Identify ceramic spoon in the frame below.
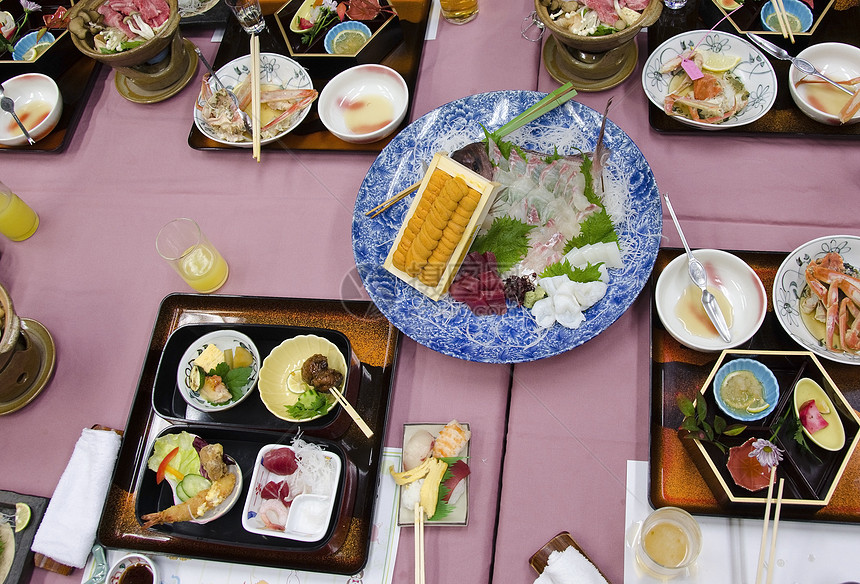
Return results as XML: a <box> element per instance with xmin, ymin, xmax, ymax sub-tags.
<box><xmin>747</xmin><ymin>33</ymin><xmax>854</xmax><ymax>96</ymax></box>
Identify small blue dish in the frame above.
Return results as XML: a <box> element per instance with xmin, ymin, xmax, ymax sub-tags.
<box><xmin>323</xmin><ymin>21</ymin><xmax>371</xmax><ymax>55</ymax></box>
<box><xmin>761</xmin><ymin>0</ymin><xmax>813</xmax><ymax>33</ymax></box>
<box><xmin>12</xmin><ymin>30</ymin><xmax>55</xmax><ymax>61</ymax></box>
<box><xmin>712</xmin><ymin>358</ymin><xmax>779</xmax><ymax>422</ymax></box>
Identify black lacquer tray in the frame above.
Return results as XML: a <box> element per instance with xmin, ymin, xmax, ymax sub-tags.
<box><xmin>152</xmin><ymin>323</ymin><xmax>360</xmax><ymax>437</ymax></box>
<box><xmin>646</xmin><ymin>0</ymin><xmax>860</xmax><ymax>137</ymax></box>
<box><xmin>98</xmin><ymin>293</ymin><xmax>400</xmax><ymax>575</ymax></box>
<box><xmin>0</xmin><ymin>491</ymin><xmax>49</xmax><ymax>584</ymax></box>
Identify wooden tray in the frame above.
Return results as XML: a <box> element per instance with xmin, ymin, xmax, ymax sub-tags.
<box><xmin>187</xmin><ymin>0</ymin><xmax>431</xmax><ymax>152</ymax></box>
<box><xmin>646</xmin><ymin>2</ymin><xmax>860</xmax><ymax>137</ymax></box>
<box><xmin>98</xmin><ymin>293</ymin><xmax>400</xmax><ymax>574</ymax></box>
<box><xmin>529</xmin><ymin>531</ymin><xmax>611</xmax><ymax>583</ymax></box>
<box><xmin>649</xmin><ymin>249</ymin><xmax>860</xmax><ymax>521</ymax></box>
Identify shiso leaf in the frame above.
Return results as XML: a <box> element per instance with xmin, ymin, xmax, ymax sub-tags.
<box><xmin>540</xmin><ymin>259</ymin><xmax>603</xmax><ymax>282</ymax></box>
<box><xmin>562</xmin><ymin>210</ymin><xmax>618</xmax><ymax>253</ymax></box>
<box><xmin>470</xmin><ymin>216</ymin><xmax>533</xmax><ymax>273</ymax></box>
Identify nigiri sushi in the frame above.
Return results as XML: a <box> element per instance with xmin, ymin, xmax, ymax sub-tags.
<box><xmin>432</xmin><ymin>420</ymin><xmax>471</xmax><ymax>458</ymax></box>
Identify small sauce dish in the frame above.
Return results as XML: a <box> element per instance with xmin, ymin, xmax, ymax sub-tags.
<box><xmin>108</xmin><ymin>554</ymin><xmax>157</xmax><ymax>584</ymax></box>
<box><xmin>712</xmin><ymin>357</ymin><xmax>779</xmax><ymax>422</ymax></box>
<box><xmin>760</xmin><ymin>0</ymin><xmax>812</xmax><ymax>33</ymax></box>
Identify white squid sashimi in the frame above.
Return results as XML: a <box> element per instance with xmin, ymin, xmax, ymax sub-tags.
<box><xmin>569</xmin><ymin>280</ymin><xmax>608</xmax><ymax>310</ymax></box>
<box><xmin>553</xmin><ymin>294</ymin><xmax>585</xmax><ymax>329</ymax></box>
<box><xmin>563</xmin><ymin>242</ymin><xmax>624</xmax><ymax>270</ymax></box>
<box><xmin>532</xmin><ymin>276</ymin><xmax>586</xmax><ymax>329</ymax></box>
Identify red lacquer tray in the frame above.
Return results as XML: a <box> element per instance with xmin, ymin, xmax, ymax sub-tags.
<box><xmin>649</xmin><ymin>249</ymin><xmax>860</xmax><ymax>522</ymax></box>
<box><xmin>98</xmin><ymin>293</ymin><xmax>400</xmax><ymax>574</ymax></box>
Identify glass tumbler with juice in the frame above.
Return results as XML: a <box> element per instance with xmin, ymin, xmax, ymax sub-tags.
<box><xmin>439</xmin><ymin>0</ymin><xmax>478</xmax><ymax>24</ymax></box>
<box><xmin>634</xmin><ymin>506</ymin><xmax>702</xmax><ymax>578</ymax></box>
<box><xmin>0</xmin><ymin>182</ymin><xmax>39</xmax><ymax>241</ymax></box>
<box><xmin>156</xmin><ymin>218</ymin><xmax>229</xmax><ymax>293</ymax></box>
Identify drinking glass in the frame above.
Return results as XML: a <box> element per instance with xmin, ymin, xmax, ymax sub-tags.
<box><xmin>0</xmin><ymin>182</ymin><xmax>39</xmax><ymax>241</ymax></box>
<box><xmin>439</xmin><ymin>0</ymin><xmax>479</xmax><ymax>24</ymax></box>
<box><xmin>663</xmin><ymin>0</ymin><xmax>688</xmax><ymax>9</ymax></box>
<box><xmin>634</xmin><ymin>506</ymin><xmax>702</xmax><ymax>578</ymax></box>
<box><xmin>225</xmin><ymin>0</ymin><xmax>266</xmax><ymax>34</ymax></box>
<box><xmin>156</xmin><ymin>218</ymin><xmax>229</xmax><ymax>293</ymax></box>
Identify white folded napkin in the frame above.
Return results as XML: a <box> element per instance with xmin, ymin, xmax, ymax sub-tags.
<box><xmin>534</xmin><ymin>545</ymin><xmax>608</xmax><ymax>584</ymax></box>
<box><xmin>31</xmin><ymin>428</ymin><xmax>122</xmax><ymax>569</ymax></box>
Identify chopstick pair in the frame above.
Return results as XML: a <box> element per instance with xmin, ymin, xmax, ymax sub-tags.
<box><xmin>329</xmin><ymin>387</ymin><xmax>373</xmax><ymax>438</ymax></box>
<box><xmin>251</xmin><ymin>34</ymin><xmax>262</xmax><ymax>161</ymax></box>
<box><xmin>414</xmin><ymin>504</ymin><xmax>425</xmax><ymax>584</ymax></box>
<box><xmin>755</xmin><ymin>466</ymin><xmax>785</xmax><ymax>584</ymax></box>
<box><xmin>771</xmin><ymin>0</ymin><xmax>795</xmax><ymax>43</ymax></box>
<box><xmin>365</xmin><ymin>181</ymin><xmax>421</xmax><ymax>218</ymax></box>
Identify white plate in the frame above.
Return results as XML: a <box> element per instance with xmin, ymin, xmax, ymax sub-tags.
<box><xmin>396</xmin><ymin>423</ymin><xmax>469</xmax><ymax>527</ymax></box>
<box><xmin>176</xmin><ymin>330</ymin><xmax>260</xmax><ymax>412</ymax></box>
<box><xmin>641</xmin><ymin>30</ymin><xmax>778</xmax><ymax>130</ymax></box>
<box><xmin>241</xmin><ymin>443</ymin><xmax>342</xmax><ymax>541</ymax></box>
<box><xmin>192</xmin><ymin>53</ymin><xmax>314</xmax><ymax>147</ymax></box>
<box><xmin>773</xmin><ymin>235</ymin><xmax>860</xmax><ymax>365</ymax></box>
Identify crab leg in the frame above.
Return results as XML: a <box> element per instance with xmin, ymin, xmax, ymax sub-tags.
<box><xmin>825</xmin><ymin>281</ymin><xmax>840</xmax><ymax>350</ymax></box>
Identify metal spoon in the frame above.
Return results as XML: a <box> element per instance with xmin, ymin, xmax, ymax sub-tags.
<box><xmin>663</xmin><ymin>193</ymin><xmax>732</xmax><ymax>343</ymax></box>
<box><xmin>0</xmin><ymin>84</ymin><xmax>36</xmax><ymax>145</ymax></box>
<box><xmin>747</xmin><ymin>33</ymin><xmax>855</xmax><ymax>96</ymax></box>
<box><xmin>193</xmin><ymin>46</ymin><xmax>253</xmax><ymax>133</ymax></box>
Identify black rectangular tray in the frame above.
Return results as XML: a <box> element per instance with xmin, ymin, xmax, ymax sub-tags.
<box><xmin>98</xmin><ymin>293</ymin><xmax>401</xmax><ymax>575</ymax></box>
<box><xmin>152</xmin><ymin>323</ymin><xmax>359</xmax><ymax>437</ymax></box>
<box><xmin>0</xmin><ymin>491</ymin><xmax>49</xmax><ymax>584</ymax></box>
<box><xmin>646</xmin><ymin>0</ymin><xmax>860</xmax><ymax>137</ymax></box>
<box><xmin>135</xmin><ymin>425</ymin><xmax>353</xmax><ymax>552</ymax></box>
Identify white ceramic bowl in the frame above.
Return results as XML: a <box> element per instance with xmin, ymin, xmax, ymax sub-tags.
<box><xmin>773</xmin><ymin>235</ymin><xmax>860</xmax><ymax>365</ymax></box>
<box><xmin>642</xmin><ymin>30</ymin><xmax>777</xmax><ymax>130</ymax></box>
<box><xmin>788</xmin><ymin>43</ymin><xmax>860</xmax><ymax>126</ymax></box>
<box><xmin>655</xmin><ymin>249</ymin><xmax>767</xmax><ymax>352</ymax></box>
<box><xmin>317</xmin><ymin>64</ymin><xmax>408</xmax><ymax>143</ymax></box>
<box><xmin>107</xmin><ymin>554</ymin><xmax>158</xmax><ymax>584</ymax></box>
<box><xmin>0</xmin><ymin>73</ymin><xmax>62</xmax><ymax>146</ymax></box>
<box><xmin>176</xmin><ymin>329</ymin><xmax>260</xmax><ymax>412</ymax></box>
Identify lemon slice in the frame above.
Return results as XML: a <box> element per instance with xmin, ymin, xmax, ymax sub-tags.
<box><xmin>332</xmin><ymin>30</ymin><xmax>367</xmax><ymax>55</ymax></box>
<box><xmin>816</xmin><ymin>399</ymin><xmax>831</xmax><ymax>414</ymax></box>
<box><xmin>746</xmin><ymin>401</ymin><xmax>770</xmax><ymax>414</ymax></box>
<box><xmin>22</xmin><ymin>42</ymin><xmax>52</xmax><ymax>61</ymax></box>
<box><xmin>701</xmin><ymin>51</ymin><xmax>740</xmax><ymax>73</ymax></box>
<box><xmin>15</xmin><ymin>502</ymin><xmax>31</xmax><ymax>532</ymax></box>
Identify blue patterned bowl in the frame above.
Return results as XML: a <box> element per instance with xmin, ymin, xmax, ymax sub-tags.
<box><xmin>323</xmin><ymin>21</ymin><xmax>371</xmax><ymax>55</ymax></box>
<box><xmin>12</xmin><ymin>31</ymin><xmax>55</xmax><ymax>61</ymax></box>
<box><xmin>713</xmin><ymin>358</ymin><xmax>779</xmax><ymax>422</ymax></box>
<box><xmin>761</xmin><ymin>0</ymin><xmax>812</xmax><ymax>33</ymax></box>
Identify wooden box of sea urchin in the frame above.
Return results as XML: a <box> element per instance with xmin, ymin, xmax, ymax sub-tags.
<box><xmin>383</xmin><ymin>153</ymin><xmax>499</xmax><ymax>301</ymax></box>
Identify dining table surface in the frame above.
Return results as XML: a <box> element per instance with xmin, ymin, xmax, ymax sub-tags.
<box><xmin>1</xmin><ymin>0</ymin><xmax>860</xmax><ymax>582</ymax></box>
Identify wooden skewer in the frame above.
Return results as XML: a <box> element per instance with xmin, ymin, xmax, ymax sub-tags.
<box><xmin>414</xmin><ymin>504</ymin><xmax>425</xmax><ymax>584</ymax></box>
<box><xmin>754</xmin><ymin>466</ymin><xmax>777</xmax><ymax>584</ymax></box>
<box><xmin>765</xmin><ymin>478</ymin><xmax>785</xmax><ymax>584</ymax></box>
<box><xmin>366</xmin><ymin>180</ymin><xmax>421</xmax><ymax>218</ymax></box>
<box><xmin>330</xmin><ymin>387</ymin><xmax>373</xmax><ymax>438</ymax></box>
<box><xmin>251</xmin><ymin>34</ymin><xmax>261</xmax><ymax>161</ymax></box>
<box><xmin>775</xmin><ymin>0</ymin><xmax>795</xmax><ymax>43</ymax></box>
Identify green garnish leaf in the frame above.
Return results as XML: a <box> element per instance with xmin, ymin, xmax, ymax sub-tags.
<box><xmin>562</xmin><ymin>211</ymin><xmax>618</xmax><ymax>253</ymax></box>
<box><xmin>210</xmin><ymin>362</ymin><xmax>230</xmax><ymax>378</ymax></box>
<box><xmin>677</xmin><ymin>394</ymin><xmax>695</xmax><ymax>417</ymax></box>
<box><xmin>224</xmin><ymin>366</ymin><xmax>252</xmax><ymax>394</ymax></box>
<box><xmin>285</xmin><ymin>388</ymin><xmax>331</xmax><ymax>420</ymax></box>
<box><xmin>470</xmin><ymin>216</ymin><xmax>533</xmax><ymax>273</ymax></box>
<box><xmin>723</xmin><ymin>424</ymin><xmax>747</xmax><ymax>436</ymax></box>
<box><xmin>540</xmin><ymin>259</ymin><xmax>603</xmax><ymax>283</ymax></box>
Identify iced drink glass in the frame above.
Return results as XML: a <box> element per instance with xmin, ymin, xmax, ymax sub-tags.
<box><xmin>225</xmin><ymin>0</ymin><xmax>266</xmax><ymax>34</ymax></box>
<box><xmin>156</xmin><ymin>218</ymin><xmax>229</xmax><ymax>293</ymax></box>
<box><xmin>0</xmin><ymin>182</ymin><xmax>39</xmax><ymax>241</ymax></box>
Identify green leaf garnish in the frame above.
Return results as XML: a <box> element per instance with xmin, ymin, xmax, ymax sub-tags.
<box><xmin>285</xmin><ymin>388</ymin><xmax>332</xmax><ymax>420</ymax></box>
<box><xmin>540</xmin><ymin>259</ymin><xmax>603</xmax><ymax>282</ymax></box>
<box><xmin>224</xmin><ymin>366</ymin><xmax>252</xmax><ymax>394</ymax></box>
<box><xmin>470</xmin><ymin>216</ymin><xmax>533</xmax><ymax>273</ymax></box>
<box><xmin>563</xmin><ymin>211</ymin><xmax>619</xmax><ymax>253</ymax></box>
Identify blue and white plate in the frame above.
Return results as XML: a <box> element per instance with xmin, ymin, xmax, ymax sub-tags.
<box><xmin>351</xmin><ymin>91</ymin><xmax>662</xmax><ymax>363</ymax></box>
<box><xmin>642</xmin><ymin>30</ymin><xmax>777</xmax><ymax>130</ymax></box>
<box><xmin>12</xmin><ymin>31</ymin><xmax>55</xmax><ymax>61</ymax></box>
<box><xmin>773</xmin><ymin>235</ymin><xmax>860</xmax><ymax>366</ymax></box>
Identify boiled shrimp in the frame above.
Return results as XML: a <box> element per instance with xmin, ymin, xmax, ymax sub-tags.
<box><xmin>141</xmin><ymin>472</ymin><xmax>236</xmax><ymax>528</ymax></box>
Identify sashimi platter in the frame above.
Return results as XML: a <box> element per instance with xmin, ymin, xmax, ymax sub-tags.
<box><xmin>352</xmin><ymin>90</ymin><xmax>662</xmax><ymax>363</ymax></box>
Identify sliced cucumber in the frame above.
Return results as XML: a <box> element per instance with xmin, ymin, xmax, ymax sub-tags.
<box><xmin>176</xmin><ymin>481</ymin><xmax>189</xmax><ymax>502</ymax></box>
<box><xmin>188</xmin><ymin>366</ymin><xmax>205</xmax><ymax>392</ymax></box>
<box><xmin>178</xmin><ymin>474</ymin><xmax>211</xmax><ymax>501</ymax></box>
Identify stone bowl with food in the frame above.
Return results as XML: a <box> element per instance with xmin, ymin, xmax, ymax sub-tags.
<box><xmin>642</xmin><ymin>30</ymin><xmax>777</xmax><ymax>130</ymax></box>
<box><xmin>655</xmin><ymin>249</ymin><xmax>767</xmax><ymax>352</ymax></box>
<box><xmin>535</xmin><ymin>0</ymin><xmax>662</xmax><ymax>89</ymax></box>
<box><xmin>318</xmin><ymin>64</ymin><xmax>407</xmax><ymax>143</ymax></box>
<box><xmin>788</xmin><ymin>42</ymin><xmax>860</xmax><ymax>126</ymax></box>
<box><xmin>0</xmin><ymin>73</ymin><xmax>62</xmax><ymax>147</ymax></box>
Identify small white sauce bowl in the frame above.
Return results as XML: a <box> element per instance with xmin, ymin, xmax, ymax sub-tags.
<box><xmin>0</xmin><ymin>73</ymin><xmax>62</xmax><ymax>147</ymax></box>
<box><xmin>789</xmin><ymin>42</ymin><xmax>860</xmax><ymax>126</ymax></box>
<box><xmin>318</xmin><ymin>64</ymin><xmax>408</xmax><ymax>144</ymax></box>
<box><xmin>107</xmin><ymin>554</ymin><xmax>157</xmax><ymax>584</ymax></box>
<box><xmin>655</xmin><ymin>249</ymin><xmax>767</xmax><ymax>352</ymax></box>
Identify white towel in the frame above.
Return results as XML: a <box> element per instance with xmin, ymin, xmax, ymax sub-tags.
<box><xmin>534</xmin><ymin>546</ymin><xmax>608</xmax><ymax>584</ymax></box>
<box><xmin>31</xmin><ymin>428</ymin><xmax>122</xmax><ymax>569</ymax></box>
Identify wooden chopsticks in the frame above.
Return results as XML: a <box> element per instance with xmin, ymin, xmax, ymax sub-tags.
<box><xmin>772</xmin><ymin>0</ymin><xmax>795</xmax><ymax>43</ymax></box>
<box><xmin>414</xmin><ymin>504</ymin><xmax>425</xmax><ymax>584</ymax></box>
<box><xmin>330</xmin><ymin>387</ymin><xmax>373</xmax><ymax>438</ymax></box>
<box><xmin>365</xmin><ymin>181</ymin><xmax>421</xmax><ymax>218</ymax></box>
<box><xmin>755</xmin><ymin>467</ymin><xmax>785</xmax><ymax>584</ymax></box>
<box><xmin>251</xmin><ymin>34</ymin><xmax>262</xmax><ymax>161</ymax></box>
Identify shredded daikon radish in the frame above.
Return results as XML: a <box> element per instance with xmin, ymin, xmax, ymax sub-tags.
<box><xmin>179</xmin><ymin>0</ymin><xmax>205</xmax><ymax>17</ymax></box>
<box><xmin>287</xmin><ymin>436</ymin><xmax>336</xmax><ymax>497</ymax></box>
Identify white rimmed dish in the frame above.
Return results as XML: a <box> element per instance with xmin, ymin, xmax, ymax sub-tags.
<box><xmin>258</xmin><ymin>334</ymin><xmax>346</xmax><ymax>422</ymax></box>
<box><xmin>192</xmin><ymin>52</ymin><xmax>315</xmax><ymax>147</ymax></box>
<box><xmin>642</xmin><ymin>30</ymin><xmax>778</xmax><ymax>130</ymax></box>
<box><xmin>656</xmin><ymin>249</ymin><xmax>767</xmax><ymax>352</ymax></box>
<box><xmin>0</xmin><ymin>73</ymin><xmax>62</xmax><ymax>146</ymax></box>
<box><xmin>318</xmin><ymin>64</ymin><xmax>408</xmax><ymax>143</ymax></box>
<box><xmin>107</xmin><ymin>553</ymin><xmax>157</xmax><ymax>584</ymax></box>
<box><xmin>712</xmin><ymin>357</ymin><xmax>779</xmax><ymax>422</ymax></box>
<box><xmin>176</xmin><ymin>329</ymin><xmax>260</xmax><ymax>412</ymax></box>
<box><xmin>773</xmin><ymin>235</ymin><xmax>860</xmax><ymax>365</ymax></box>
<box><xmin>241</xmin><ymin>443</ymin><xmax>342</xmax><ymax>541</ymax></box>
<box><xmin>788</xmin><ymin>43</ymin><xmax>860</xmax><ymax>126</ymax></box>
<box><xmin>169</xmin><ymin>459</ymin><xmax>243</xmax><ymax>524</ymax></box>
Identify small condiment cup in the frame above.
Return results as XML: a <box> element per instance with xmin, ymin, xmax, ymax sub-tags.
<box><xmin>107</xmin><ymin>554</ymin><xmax>157</xmax><ymax>584</ymax></box>
<box><xmin>634</xmin><ymin>507</ymin><xmax>702</xmax><ymax>579</ymax></box>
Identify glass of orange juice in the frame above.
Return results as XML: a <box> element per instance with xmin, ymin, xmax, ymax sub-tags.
<box><xmin>0</xmin><ymin>182</ymin><xmax>39</xmax><ymax>241</ymax></box>
<box><xmin>156</xmin><ymin>218</ymin><xmax>229</xmax><ymax>293</ymax></box>
<box><xmin>634</xmin><ymin>506</ymin><xmax>702</xmax><ymax>578</ymax></box>
<box><xmin>439</xmin><ymin>0</ymin><xmax>478</xmax><ymax>24</ymax></box>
